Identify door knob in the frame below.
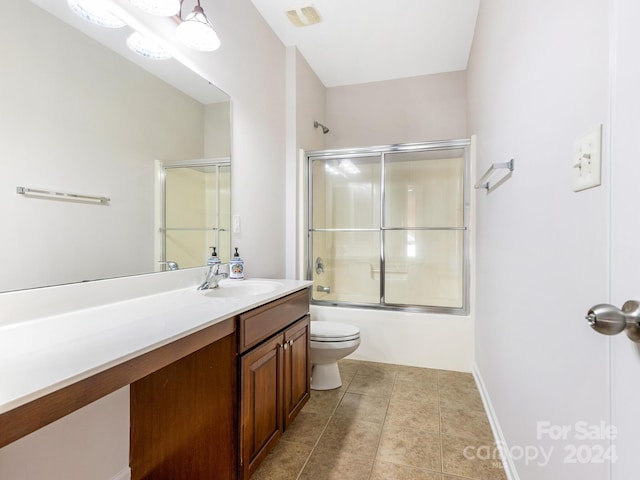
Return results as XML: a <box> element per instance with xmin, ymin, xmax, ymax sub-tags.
<box><xmin>586</xmin><ymin>300</ymin><xmax>640</xmax><ymax>343</ymax></box>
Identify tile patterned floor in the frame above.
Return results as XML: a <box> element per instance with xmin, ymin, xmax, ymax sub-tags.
<box><xmin>252</xmin><ymin>359</ymin><xmax>507</xmax><ymax>480</ymax></box>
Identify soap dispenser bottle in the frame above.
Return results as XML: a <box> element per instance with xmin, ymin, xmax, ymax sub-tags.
<box><xmin>207</xmin><ymin>247</ymin><xmax>221</xmax><ymax>267</ymax></box>
<box><xmin>229</xmin><ymin>247</ymin><xmax>244</xmax><ymax>279</ymax></box>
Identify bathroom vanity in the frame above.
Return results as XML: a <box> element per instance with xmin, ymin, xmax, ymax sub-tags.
<box><xmin>238</xmin><ymin>289</ymin><xmax>311</xmax><ymax>479</ymax></box>
<box><xmin>0</xmin><ymin>272</ymin><xmax>311</xmax><ymax>480</ymax></box>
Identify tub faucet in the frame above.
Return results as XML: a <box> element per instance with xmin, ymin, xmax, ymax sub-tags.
<box><xmin>198</xmin><ymin>263</ymin><xmax>229</xmax><ymax>290</ymax></box>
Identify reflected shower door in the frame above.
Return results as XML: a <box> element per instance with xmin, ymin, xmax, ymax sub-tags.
<box><xmin>163</xmin><ymin>162</ymin><xmax>231</xmax><ymax>270</ymax></box>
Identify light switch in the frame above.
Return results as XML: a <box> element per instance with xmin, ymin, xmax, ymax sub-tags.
<box><xmin>232</xmin><ymin>214</ymin><xmax>240</xmax><ymax>233</ymax></box>
<box><xmin>573</xmin><ymin>124</ymin><xmax>602</xmax><ymax>192</ymax></box>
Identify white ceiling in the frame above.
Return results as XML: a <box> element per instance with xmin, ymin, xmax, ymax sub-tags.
<box><xmin>250</xmin><ymin>0</ymin><xmax>480</xmax><ymax>87</ymax></box>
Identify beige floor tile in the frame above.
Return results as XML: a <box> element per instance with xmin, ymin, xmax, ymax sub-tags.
<box><xmin>337</xmin><ymin>363</ymin><xmax>358</xmax><ymax>389</ymax></box>
<box><xmin>385</xmin><ymin>400</ymin><xmax>440</xmax><ymax>434</ymax></box>
<box><xmin>438</xmin><ymin>379</ymin><xmax>485</xmax><ymax>413</ymax></box>
<box><xmin>314</xmin><ymin>416</ymin><xmax>383</xmax><ymax>460</ymax></box>
<box><xmin>438</xmin><ymin>370</ymin><xmax>475</xmax><ymax>385</ymax></box>
<box><xmin>376</xmin><ymin>424</ymin><xmax>442</xmax><ymax>471</ymax></box>
<box><xmin>441</xmin><ymin>434</ymin><xmax>507</xmax><ymax>480</ymax></box>
<box><xmin>281</xmin><ymin>411</ymin><xmax>330</xmax><ymax>447</ymax></box>
<box><xmin>347</xmin><ymin>373</ymin><xmax>395</xmax><ymax>398</ymax></box>
<box><xmin>298</xmin><ymin>449</ymin><xmax>374</xmax><ymax>480</ymax></box>
<box><xmin>440</xmin><ymin>406</ymin><xmax>494</xmax><ymax>443</ymax></box>
<box><xmin>396</xmin><ymin>365</ymin><xmax>440</xmax><ymax>384</ymax></box>
<box><xmin>370</xmin><ymin>460</ymin><xmax>442</xmax><ymax>480</ymax></box>
<box><xmin>353</xmin><ymin>360</ymin><xmax>399</xmax><ymax>379</ymax></box>
<box><xmin>303</xmin><ymin>389</ymin><xmax>345</xmax><ymax>418</ymax></box>
<box><xmin>251</xmin><ymin>440</ymin><xmax>313</xmax><ymax>480</ymax></box>
<box><xmin>333</xmin><ymin>392</ymin><xmax>390</xmax><ymax>425</ymax></box>
<box><xmin>392</xmin><ymin>378</ymin><xmax>439</xmax><ymax>405</ymax></box>
<box><xmin>253</xmin><ymin>361</ymin><xmax>502</xmax><ymax>480</ymax></box>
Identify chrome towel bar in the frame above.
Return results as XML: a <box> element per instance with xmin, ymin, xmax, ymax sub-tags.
<box><xmin>16</xmin><ymin>186</ymin><xmax>110</xmax><ymax>204</ymax></box>
<box><xmin>474</xmin><ymin>159</ymin><xmax>515</xmax><ymax>192</ymax></box>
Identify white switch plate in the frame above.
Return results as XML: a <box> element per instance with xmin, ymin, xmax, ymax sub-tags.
<box><xmin>232</xmin><ymin>214</ymin><xmax>240</xmax><ymax>233</ymax></box>
<box><xmin>573</xmin><ymin>124</ymin><xmax>602</xmax><ymax>192</ymax></box>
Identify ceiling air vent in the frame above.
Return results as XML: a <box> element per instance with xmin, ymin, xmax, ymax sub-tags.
<box><xmin>286</xmin><ymin>6</ymin><xmax>322</xmax><ymax>27</ymax></box>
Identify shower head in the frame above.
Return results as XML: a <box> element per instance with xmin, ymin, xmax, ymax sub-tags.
<box><xmin>314</xmin><ymin>120</ymin><xmax>330</xmax><ymax>134</ymax></box>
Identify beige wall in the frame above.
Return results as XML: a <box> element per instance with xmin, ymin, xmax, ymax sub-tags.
<box><xmin>204</xmin><ymin>102</ymin><xmax>231</xmax><ymax>158</ymax></box>
<box><xmin>197</xmin><ymin>0</ymin><xmax>287</xmax><ymax>279</ymax></box>
<box><xmin>285</xmin><ymin>48</ymin><xmax>328</xmax><ymax>278</ymax></box>
<box><xmin>325</xmin><ymin>70</ymin><xmax>467</xmax><ymax>149</ymax></box>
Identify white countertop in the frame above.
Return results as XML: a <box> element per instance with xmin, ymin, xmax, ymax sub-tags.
<box><xmin>0</xmin><ymin>277</ymin><xmax>311</xmax><ymax>415</ymax></box>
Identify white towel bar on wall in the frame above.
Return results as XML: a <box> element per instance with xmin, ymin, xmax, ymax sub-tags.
<box><xmin>474</xmin><ymin>159</ymin><xmax>515</xmax><ymax>192</ymax></box>
<box><xmin>16</xmin><ymin>186</ymin><xmax>110</xmax><ymax>204</ymax></box>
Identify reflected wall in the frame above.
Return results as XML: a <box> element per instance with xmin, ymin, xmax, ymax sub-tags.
<box><xmin>0</xmin><ymin>1</ymin><xmax>228</xmax><ymax>292</ymax></box>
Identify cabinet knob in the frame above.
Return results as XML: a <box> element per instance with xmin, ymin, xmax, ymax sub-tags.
<box><xmin>283</xmin><ymin>342</ymin><xmax>288</xmax><ymax>350</ymax></box>
<box><xmin>289</xmin><ymin>340</ymin><xmax>294</xmax><ymax>346</ymax></box>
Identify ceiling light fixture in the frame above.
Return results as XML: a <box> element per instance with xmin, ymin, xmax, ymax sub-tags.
<box><xmin>128</xmin><ymin>0</ymin><xmax>181</xmax><ymax>17</ymax></box>
<box><xmin>68</xmin><ymin>0</ymin><xmax>221</xmax><ymax>57</ymax></box>
<box><xmin>68</xmin><ymin>0</ymin><xmax>126</xmax><ymax>28</ymax></box>
<box><xmin>176</xmin><ymin>1</ymin><xmax>221</xmax><ymax>52</ymax></box>
<box><xmin>126</xmin><ymin>32</ymin><xmax>173</xmax><ymax>60</ymax></box>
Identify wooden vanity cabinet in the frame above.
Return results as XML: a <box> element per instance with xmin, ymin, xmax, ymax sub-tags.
<box><xmin>130</xmin><ymin>322</ymin><xmax>237</xmax><ymax>480</ymax></box>
<box><xmin>238</xmin><ymin>290</ymin><xmax>311</xmax><ymax>479</ymax></box>
<box><xmin>128</xmin><ymin>288</ymin><xmax>310</xmax><ymax>480</ymax></box>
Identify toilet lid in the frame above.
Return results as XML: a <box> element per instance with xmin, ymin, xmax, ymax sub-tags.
<box><xmin>311</xmin><ymin>321</ymin><xmax>360</xmax><ymax>342</ymax></box>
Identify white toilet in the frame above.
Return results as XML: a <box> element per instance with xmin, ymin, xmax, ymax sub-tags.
<box><xmin>310</xmin><ymin>321</ymin><xmax>361</xmax><ymax>390</ymax></box>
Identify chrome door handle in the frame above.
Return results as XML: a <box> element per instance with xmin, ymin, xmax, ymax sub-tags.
<box><xmin>586</xmin><ymin>301</ymin><xmax>640</xmax><ymax>342</ymax></box>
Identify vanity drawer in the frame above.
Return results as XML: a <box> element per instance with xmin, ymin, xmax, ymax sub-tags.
<box><xmin>238</xmin><ymin>289</ymin><xmax>309</xmax><ymax>353</ymax></box>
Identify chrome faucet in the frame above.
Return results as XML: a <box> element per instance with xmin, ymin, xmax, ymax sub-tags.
<box><xmin>198</xmin><ymin>263</ymin><xmax>229</xmax><ymax>290</ymax></box>
<box><xmin>159</xmin><ymin>261</ymin><xmax>179</xmax><ymax>271</ymax></box>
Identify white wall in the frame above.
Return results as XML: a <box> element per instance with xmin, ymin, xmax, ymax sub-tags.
<box><xmin>467</xmin><ymin>0</ymin><xmax>610</xmax><ymax>478</ymax></box>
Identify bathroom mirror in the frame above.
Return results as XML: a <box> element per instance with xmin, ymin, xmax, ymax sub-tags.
<box><xmin>0</xmin><ymin>1</ymin><xmax>231</xmax><ymax>293</ymax></box>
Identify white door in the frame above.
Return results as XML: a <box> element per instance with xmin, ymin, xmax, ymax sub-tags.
<box><xmin>609</xmin><ymin>0</ymin><xmax>640</xmax><ymax>476</ymax></box>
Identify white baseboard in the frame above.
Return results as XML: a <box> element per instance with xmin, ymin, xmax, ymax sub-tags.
<box><xmin>109</xmin><ymin>467</ymin><xmax>131</xmax><ymax>480</ymax></box>
<box><xmin>472</xmin><ymin>363</ymin><xmax>520</xmax><ymax>480</ymax></box>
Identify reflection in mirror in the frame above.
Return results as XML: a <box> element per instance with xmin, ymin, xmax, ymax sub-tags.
<box><xmin>0</xmin><ymin>1</ymin><xmax>231</xmax><ymax>292</ymax></box>
<box><xmin>161</xmin><ymin>160</ymin><xmax>231</xmax><ymax>270</ymax></box>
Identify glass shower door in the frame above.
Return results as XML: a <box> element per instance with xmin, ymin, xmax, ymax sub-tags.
<box><xmin>383</xmin><ymin>150</ymin><xmax>466</xmax><ymax>309</ymax></box>
<box><xmin>307</xmin><ymin>139</ymin><xmax>470</xmax><ymax>314</ymax></box>
<box><xmin>310</xmin><ymin>155</ymin><xmax>381</xmax><ymax>304</ymax></box>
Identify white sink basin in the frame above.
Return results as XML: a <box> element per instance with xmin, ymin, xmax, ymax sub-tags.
<box><xmin>201</xmin><ymin>280</ymin><xmax>283</xmax><ymax>298</ymax></box>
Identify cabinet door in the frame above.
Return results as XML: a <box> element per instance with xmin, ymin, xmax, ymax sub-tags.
<box><xmin>240</xmin><ymin>333</ymin><xmax>284</xmax><ymax>479</ymax></box>
<box><xmin>284</xmin><ymin>315</ymin><xmax>311</xmax><ymax>428</ymax></box>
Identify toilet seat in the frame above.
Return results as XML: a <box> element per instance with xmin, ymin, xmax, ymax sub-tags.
<box><xmin>310</xmin><ymin>321</ymin><xmax>360</xmax><ymax>342</ymax></box>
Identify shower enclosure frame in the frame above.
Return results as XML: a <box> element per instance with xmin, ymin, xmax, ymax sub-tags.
<box><xmin>306</xmin><ymin>139</ymin><xmax>471</xmax><ymax>315</ymax></box>
<box><xmin>157</xmin><ymin>158</ymin><xmax>231</xmax><ymax>270</ymax></box>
